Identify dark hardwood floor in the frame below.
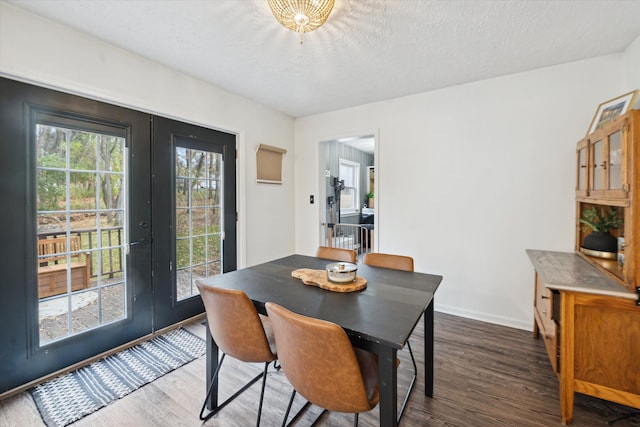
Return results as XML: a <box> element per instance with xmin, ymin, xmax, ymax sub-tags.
<box><xmin>1</xmin><ymin>312</ymin><xmax>638</xmax><ymax>426</ymax></box>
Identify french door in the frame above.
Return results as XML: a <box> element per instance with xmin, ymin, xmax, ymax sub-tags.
<box><xmin>0</xmin><ymin>78</ymin><xmax>236</xmax><ymax>394</ymax></box>
<box><xmin>152</xmin><ymin>117</ymin><xmax>236</xmax><ymax>329</ymax></box>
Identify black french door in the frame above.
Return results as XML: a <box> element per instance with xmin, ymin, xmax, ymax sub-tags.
<box><xmin>0</xmin><ymin>78</ymin><xmax>236</xmax><ymax>394</ymax></box>
<box><xmin>152</xmin><ymin>117</ymin><xmax>237</xmax><ymax>329</ymax></box>
<box><xmin>0</xmin><ymin>78</ymin><xmax>153</xmax><ymax>393</ymax></box>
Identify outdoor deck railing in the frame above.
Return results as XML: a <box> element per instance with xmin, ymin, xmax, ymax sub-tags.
<box><xmin>38</xmin><ymin>227</ymin><xmax>124</xmax><ymax>279</ymax></box>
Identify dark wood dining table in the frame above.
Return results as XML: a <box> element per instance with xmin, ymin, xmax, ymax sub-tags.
<box><xmin>198</xmin><ymin>254</ymin><xmax>442</xmax><ymax>427</ymax></box>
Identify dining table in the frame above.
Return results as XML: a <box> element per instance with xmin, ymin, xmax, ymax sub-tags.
<box><xmin>198</xmin><ymin>254</ymin><xmax>442</xmax><ymax>427</ymax></box>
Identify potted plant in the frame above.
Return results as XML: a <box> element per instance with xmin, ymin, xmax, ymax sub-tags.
<box><xmin>579</xmin><ymin>206</ymin><xmax>623</xmax><ymax>254</ymax></box>
<box><xmin>367</xmin><ymin>192</ymin><xmax>374</xmax><ymax>208</ymax></box>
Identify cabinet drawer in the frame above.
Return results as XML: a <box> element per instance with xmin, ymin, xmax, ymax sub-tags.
<box><xmin>535</xmin><ymin>276</ymin><xmax>556</xmax><ymax>327</ymax></box>
<box><xmin>534</xmin><ymin>275</ymin><xmax>559</xmax><ymax>373</ymax></box>
<box><xmin>534</xmin><ymin>304</ymin><xmax>559</xmax><ymax>373</ymax></box>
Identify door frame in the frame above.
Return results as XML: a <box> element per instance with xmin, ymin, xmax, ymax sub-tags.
<box><xmin>0</xmin><ymin>77</ymin><xmax>244</xmax><ymax>396</ymax></box>
<box><xmin>317</xmin><ymin>131</ymin><xmax>379</xmax><ymax>252</ymax></box>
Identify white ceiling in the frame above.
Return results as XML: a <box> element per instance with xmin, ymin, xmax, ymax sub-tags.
<box><xmin>6</xmin><ymin>0</ymin><xmax>640</xmax><ymax>118</ymax></box>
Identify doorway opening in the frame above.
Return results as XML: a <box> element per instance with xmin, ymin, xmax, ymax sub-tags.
<box><xmin>319</xmin><ymin>135</ymin><xmax>376</xmax><ymax>258</ymax></box>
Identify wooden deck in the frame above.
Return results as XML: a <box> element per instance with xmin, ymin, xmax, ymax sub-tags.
<box><xmin>3</xmin><ymin>312</ymin><xmax>638</xmax><ymax>426</ymax></box>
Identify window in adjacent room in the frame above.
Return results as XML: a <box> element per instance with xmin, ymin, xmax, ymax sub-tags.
<box><xmin>339</xmin><ymin>158</ymin><xmax>359</xmax><ymax>215</ymax></box>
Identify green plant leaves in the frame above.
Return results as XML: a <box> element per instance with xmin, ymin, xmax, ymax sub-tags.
<box><xmin>579</xmin><ymin>207</ymin><xmax>623</xmax><ymax>232</ymax></box>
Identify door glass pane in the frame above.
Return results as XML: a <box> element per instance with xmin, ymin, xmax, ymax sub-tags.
<box><xmin>36</xmin><ymin>124</ymin><xmax>127</xmax><ymax>345</ymax></box>
<box><xmin>592</xmin><ymin>140</ymin><xmax>603</xmax><ymax>190</ymax></box>
<box><xmin>609</xmin><ymin>131</ymin><xmax>622</xmax><ymax>190</ymax></box>
<box><xmin>175</xmin><ymin>147</ymin><xmax>223</xmax><ymax>301</ymax></box>
<box><xmin>577</xmin><ymin>147</ymin><xmax>587</xmax><ymax>191</ymax></box>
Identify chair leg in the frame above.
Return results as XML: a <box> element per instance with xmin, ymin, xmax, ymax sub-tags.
<box><xmin>353</xmin><ymin>412</ymin><xmax>359</xmax><ymax>427</ymax></box>
<box><xmin>282</xmin><ymin>389</ymin><xmax>323</xmax><ymax>427</ymax></box>
<box><xmin>199</xmin><ymin>353</ymin><xmax>268</xmax><ymax>423</ymax></box>
<box><xmin>309</xmin><ymin>409</ymin><xmax>328</xmax><ymax>427</ymax></box>
<box><xmin>256</xmin><ymin>362</ymin><xmax>269</xmax><ymax>427</ymax></box>
<box><xmin>281</xmin><ymin>389</ymin><xmax>297</xmax><ymax>427</ymax></box>
<box><xmin>199</xmin><ymin>353</ymin><xmax>226</xmax><ymax>421</ymax></box>
<box><xmin>398</xmin><ymin>340</ymin><xmax>418</xmax><ymax>424</ymax></box>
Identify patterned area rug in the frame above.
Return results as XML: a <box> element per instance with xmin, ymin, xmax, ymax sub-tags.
<box><xmin>30</xmin><ymin>327</ymin><xmax>206</xmax><ymax>427</ymax></box>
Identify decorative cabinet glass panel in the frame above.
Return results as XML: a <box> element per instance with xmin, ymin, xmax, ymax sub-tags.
<box><xmin>576</xmin><ymin>139</ymin><xmax>589</xmax><ymax>197</ymax></box>
<box><xmin>609</xmin><ymin>130</ymin><xmax>622</xmax><ymax>190</ymax></box>
<box><xmin>591</xmin><ymin>139</ymin><xmax>604</xmax><ymax>190</ymax></box>
<box><xmin>577</xmin><ymin>116</ymin><xmax>629</xmax><ymax>200</ymax></box>
<box><xmin>588</xmin><ymin>120</ymin><xmax>628</xmax><ymax>199</ymax></box>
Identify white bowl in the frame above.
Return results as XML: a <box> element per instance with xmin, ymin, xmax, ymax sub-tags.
<box><xmin>326</xmin><ymin>262</ymin><xmax>358</xmax><ymax>283</ymax></box>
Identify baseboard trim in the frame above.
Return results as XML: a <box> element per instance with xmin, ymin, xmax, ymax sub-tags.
<box><xmin>435</xmin><ymin>304</ymin><xmax>532</xmax><ymax>332</ymax></box>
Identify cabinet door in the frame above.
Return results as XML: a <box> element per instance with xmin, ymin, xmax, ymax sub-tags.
<box><xmin>589</xmin><ymin>120</ymin><xmax>628</xmax><ymax>199</ymax></box>
<box><xmin>576</xmin><ymin>138</ymin><xmax>589</xmax><ymax>197</ymax></box>
<box><xmin>570</xmin><ymin>293</ymin><xmax>640</xmax><ymax>405</ymax></box>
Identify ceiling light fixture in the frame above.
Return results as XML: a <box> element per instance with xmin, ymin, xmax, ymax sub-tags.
<box><xmin>267</xmin><ymin>0</ymin><xmax>335</xmax><ymax>43</ymax></box>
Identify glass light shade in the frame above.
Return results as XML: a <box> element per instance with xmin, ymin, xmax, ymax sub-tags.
<box><xmin>267</xmin><ymin>0</ymin><xmax>335</xmax><ymax>33</ymax></box>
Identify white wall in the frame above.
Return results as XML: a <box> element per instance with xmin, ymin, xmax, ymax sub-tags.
<box><xmin>624</xmin><ymin>35</ymin><xmax>640</xmax><ymax>108</ymax></box>
<box><xmin>0</xmin><ymin>2</ymin><xmax>296</xmax><ymax>267</ymax></box>
<box><xmin>294</xmin><ymin>54</ymin><xmax>631</xmax><ymax>330</ymax></box>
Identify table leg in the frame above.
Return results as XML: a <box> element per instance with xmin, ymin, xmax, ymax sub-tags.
<box><xmin>424</xmin><ymin>299</ymin><xmax>434</xmax><ymax>397</ymax></box>
<box><xmin>205</xmin><ymin>325</ymin><xmax>219</xmax><ymax>411</ymax></box>
<box><xmin>378</xmin><ymin>345</ymin><xmax>398</xmax><ymax>427</ymax></box>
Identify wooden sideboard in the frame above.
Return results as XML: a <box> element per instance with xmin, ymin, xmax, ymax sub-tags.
<box><xmin>527</xmin><ymin>249</ymin><xmax>640</xmax><ymax>424</ymax></box>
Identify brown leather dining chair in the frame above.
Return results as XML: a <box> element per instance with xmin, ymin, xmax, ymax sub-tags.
<box><xmin>316</xmin><ymin>246</ymin><xmax>357</xmax><ymax>263</ymax></box>
<box><xmin>363</xmin><ymin>252</ymin><xmax>416</xmax><ymax>422</ymax></box>
<box><xmin>196</xmin><ymin>282</ymin><xmax>278</xmax><ymax>426</ymax></box>
<box><xmin>265</xmin><ymin>302</ymin><xmax>379</xmax><ymax>427</ymax></box>
<box><xmin>363</xmin><ymin>252</ymin><xmax>414</xmax><ymax>272</ymax></box>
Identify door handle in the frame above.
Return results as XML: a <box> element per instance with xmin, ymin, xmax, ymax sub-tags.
<box><xmin>130</xmin><ymin>237</ymin><xmax>152</xmax><ymax>246</ymax></box>
<box><xmin>129</xmin><ymin>237</ymin><xmax>153</xmax><ymax>253</ymax></box>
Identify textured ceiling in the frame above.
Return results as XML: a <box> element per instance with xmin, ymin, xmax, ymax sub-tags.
<box><xmin>5</xmin><ymin>0</ymin><xmax>640</xmax><ymax>118</ymax></box>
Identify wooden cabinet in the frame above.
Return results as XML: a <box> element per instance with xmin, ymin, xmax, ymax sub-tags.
<box><xmin>528</xmin><ymin>250</ymin><xmax>640</xmax><ymax>425</ymax></box>
<box><xmin>575</xmin><ymin>110</ymin><xmax>640</xmax><ymax>293</ymax></box>
<box><xmin>529</xmin><ymin>110</ymin><xmax>640</xmax><ymax>424</ymax></box>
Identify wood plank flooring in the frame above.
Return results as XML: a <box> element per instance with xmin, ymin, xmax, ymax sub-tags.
<box><xmin>1</xmin><ymin>312</ymin><xmax>638</xmax><ymax>426</ymax></box>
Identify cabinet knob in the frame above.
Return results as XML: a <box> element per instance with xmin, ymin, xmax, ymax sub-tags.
<box><xmin>600</xmin><ymin>161</ymin><xmax>607</xmax><ymax>169</ymax></box>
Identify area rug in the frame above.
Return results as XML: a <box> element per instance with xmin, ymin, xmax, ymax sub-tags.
<box><xmin>30</xmin><ymin>327</ymin><xmax>206</xmax><ymax>427</ymax></box>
